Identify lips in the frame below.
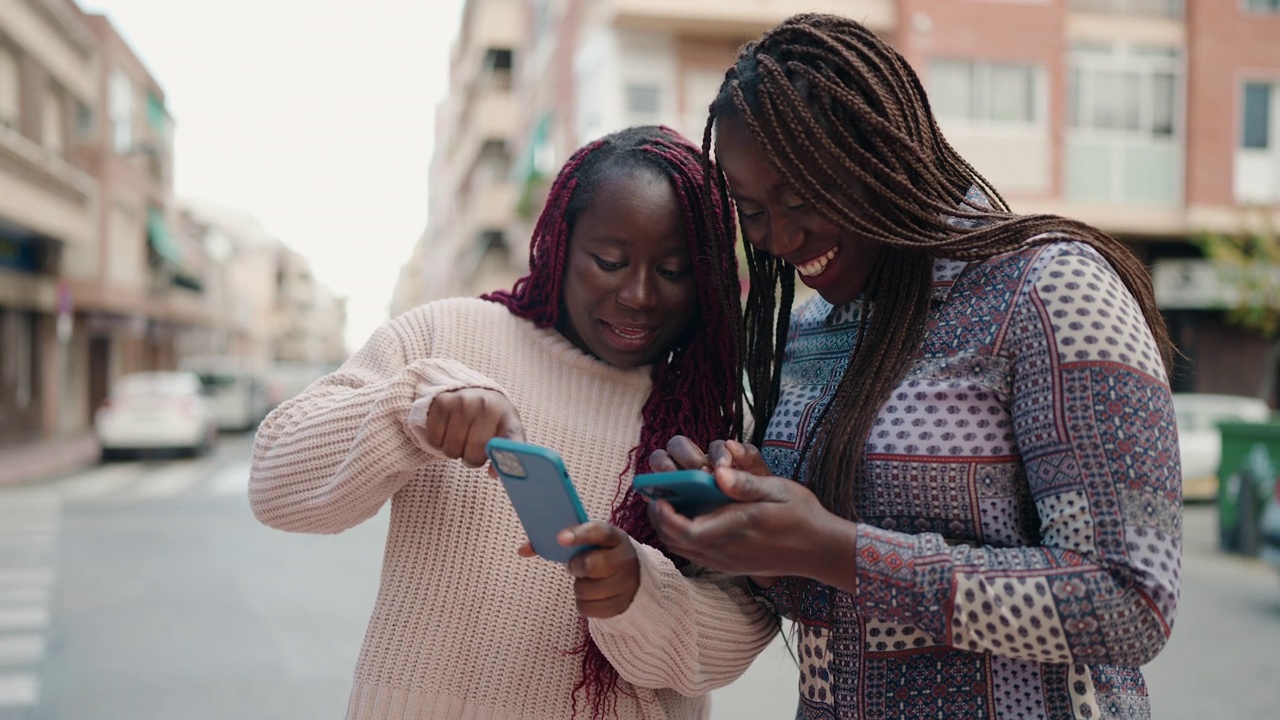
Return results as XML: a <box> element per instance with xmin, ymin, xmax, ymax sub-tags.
<box><xmin>599</xmin><ymin>320</ymin><xmax>661</xmax><ymax>353</ymax></box>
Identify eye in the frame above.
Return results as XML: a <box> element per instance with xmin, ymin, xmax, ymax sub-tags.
<box><xmin>786</xmin><ymin>201</ymin><xmax>808</xmax><ymax>212</ymax></box>
<box><xmin>738</xmin><ymin>209</ymin><xmax>764</xmax><ymax>222</ymax></box>
<box><xmin>592</xmin><ymin>255</ymin><xmax>624</xmax><ymax>271</ymax></box>
<box><xmin>658</xmin><ymin>265</ymin><xmax>691</xmax><ymax>280</ymax></box>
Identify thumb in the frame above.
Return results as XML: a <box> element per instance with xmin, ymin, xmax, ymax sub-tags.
<box><xmin>714</xmin><ymin>467</ymin><xmax>783</xmax><ymax>503</ymax></box>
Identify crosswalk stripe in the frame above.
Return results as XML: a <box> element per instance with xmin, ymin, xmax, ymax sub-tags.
<box><xmin>0</xmin><ymin>608</ymin><xmax>48</xmax><ymax>632</ymax></box>
<box><xmin>132</xmin><ymin>461</ymin><xmax>207</xmax><ymax>499</ymax></box>
<box><xmin>0</xmin><ymin>635</ymin><xmax>43</xmax><ymax>666</ymax></box>
<box><xmin>0</xmin><ymin>588</ymin><xmax>49</xmax><ymax>605</ymax></box>
<box><xmin>208</xmin><ymin>461</ymin><xmax>251</xmax><ymax>497</ymax></box>
<box><xmin>55</xmin><ymin>463</ymin><xmax>142</xmax><ymax>500</ymax></box>
<box><xmin>0</xmin><ymin>672</ymin><xmax>38</xmax><ymax>707</ymax></box>
<box><xmin>0</xmin><ymin>569</ymin><xmax>53</xmax><ymax>587</ymax></box>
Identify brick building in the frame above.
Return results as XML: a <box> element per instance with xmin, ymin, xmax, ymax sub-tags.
<box><xmin>397</xmin><ymin>0</ymin><xmax>1280</xmax><ymax>398</ymax></box>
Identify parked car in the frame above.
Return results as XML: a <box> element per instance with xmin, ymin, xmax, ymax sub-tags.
<box><xmin>94</xmin><ymin>371</ymin><xmax>219</xmax><ymax>459</ymax></box>
<box><xmin>1262</xmin><ymin>474</ymin><xmax>1280</xmax><ymax>581</ymax></box>
<box><xmin>1172</xmin><ymin>393</ymin><xmax>1271</xmax><ymax>502</ymax></box>
<box><xmin>179</xmin><ymin>355</ymin><xmax>270</xmax><ymax>432</ymax></box>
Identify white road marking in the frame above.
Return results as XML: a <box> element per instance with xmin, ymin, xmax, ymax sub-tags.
<box><xmin>0</xmin><ymin>672</ymin><xmax>38</xmax><ymax>706</ymax></box>
<box><xmin>132</xmin><ymin>461</ymin><xmax>207</xmax><ymax>499</ymax></box>
<box><xmin>55</xmin><ymin>463</ymin><xmax>142</xmax><ymax>500</ymax></box>
<box><xmin>0</xmin><ymin>634</ymin><xmax>44</xmax><ymax>665</ymax></box>
<box><xmin>208</xmin><ymin>460</ymin><xmax>251</xmax><ymax>497</ymax></box>
<box><xmin>0</xmin><ymin>588</ymin><xmax>49</xmax><ymax>605</ymax></box>
<box><xmin>0</xmin><ymin>607</ymin><xmax>49</xmax><ymax>632</ymax></box>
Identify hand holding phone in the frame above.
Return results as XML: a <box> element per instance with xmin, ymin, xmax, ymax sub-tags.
<box><xmin>486</xmin><ymin>438</ymin><xmax>594</xmax><ymax>563</ymax></box>
<box><xmin>632</xmin><ymin>469</ymin><xmax>735</xmax><ymax>517</ymax></box>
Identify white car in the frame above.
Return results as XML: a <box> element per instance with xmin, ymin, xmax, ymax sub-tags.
<box><xmin>94</xmin><ymin>371</ymin><xmax>219</xmax><ymax>458</ymax></box>
<box><xmin>1172</xmin><ymin>393</ymin><xmax>1272</xmax><ymax>501</ymax></box>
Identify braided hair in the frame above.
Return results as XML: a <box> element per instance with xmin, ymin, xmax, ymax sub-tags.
<box><xmin>483</xmin><ymin>125</ymin><xmax>742</xmax><ymax>718</ymax></box>
<box><xmin>702</xmin><ymin>13</ymin><xmax>1174</xmax><ymax>524</ymax></box>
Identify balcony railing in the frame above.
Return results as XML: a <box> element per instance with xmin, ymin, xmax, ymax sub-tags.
<box><xmin>1070</xmin><ymin>0</ymin><xmax>1183</xmax><ymax>18</ymax></box>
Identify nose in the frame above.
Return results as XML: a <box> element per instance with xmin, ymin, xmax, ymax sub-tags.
<box><xmin>766</xmin><ymin>215</ymin><xmax>804</xmax><ymax>257</ymax></box>
<box><xmin>617</xmin><ymin>267</ymin><xmax>659</xmax><ymax>311</ymax></box>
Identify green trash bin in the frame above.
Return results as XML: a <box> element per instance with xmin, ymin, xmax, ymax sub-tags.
<box><xmin>1217</xmin><ymin>421</ymin><xmax>1280</xmax><ymax>555</ymax></box>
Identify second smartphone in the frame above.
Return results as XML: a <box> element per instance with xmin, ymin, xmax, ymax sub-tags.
<box><xmin>632</xmin><ymin>469</ymin><xmax>734</xmax><ymax>517</ymax></box>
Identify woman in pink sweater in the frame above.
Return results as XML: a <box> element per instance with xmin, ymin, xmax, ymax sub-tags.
<box><xmin>248</xmin><ymin>125</ymin><xmax>779</xmax><ymax>720</ymax></box>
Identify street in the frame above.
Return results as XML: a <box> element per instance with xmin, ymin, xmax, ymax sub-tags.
<box><xmin>0</xmin><ymin>436</ymin><xmax>1276</xmax><ymax>719</ymax></box>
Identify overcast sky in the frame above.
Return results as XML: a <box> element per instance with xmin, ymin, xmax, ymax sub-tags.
<box><xmin>79</xmin><ymin>0</ymin><xmax>464</xmax><ymax>352</ymax></box>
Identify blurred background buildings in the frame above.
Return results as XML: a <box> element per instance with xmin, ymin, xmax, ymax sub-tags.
<box><xmin>393</xmin><ymin>0</ymin><xmax>1280</xmax><ymax>402</ymax></box>
<box><xmin>0</xmin><ymin>0</ymin><xmax>346</xmax><ymax>454</ymax></box>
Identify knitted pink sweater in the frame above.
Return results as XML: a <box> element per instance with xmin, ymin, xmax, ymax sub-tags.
<box><xmin>249</xmin><ymin>298</ymin><xmax>778</xmax><ymax>720</ymax></box>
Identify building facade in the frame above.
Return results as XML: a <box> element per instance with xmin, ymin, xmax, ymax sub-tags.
<box><xmin>1</xmin><ymin>2</ymin><xmax>348</xmax><ymax>458</ymax></box>
<box><xmin>0</xmin><ymin>0</ymin><xmax>97</xmax><ymax>445</ymax></box>
<box><xmin>400</xmin><ymin>0</ymin><xmax>1280</xmax><ymax>397</ymax></box>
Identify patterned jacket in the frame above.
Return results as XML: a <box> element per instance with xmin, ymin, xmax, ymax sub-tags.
<box><xmin>757</xmin><ymin>241</ymin><xmax>1181</xmax><ymax>720</ymax></box>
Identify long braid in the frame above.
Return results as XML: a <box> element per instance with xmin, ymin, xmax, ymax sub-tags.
<box><xmin>483</xmin><ymin>125</ymin><xmax>742</xmax><ymax>719</ymax></box>
<box><xmin>701</xmin><ymin>14</ymin><xmax>1174</xmax><ymax>534</ymax></box>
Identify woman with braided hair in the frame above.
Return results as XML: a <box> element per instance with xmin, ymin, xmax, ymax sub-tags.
<box><xmin>650</xmin><ymin>14</ymin><xmax>1181</xmax><ymax>719</ymax></box>
<box><xmin>249</xmin><ymin>125</ymin><xmax>778</xmax><ymax>720</ymax></box>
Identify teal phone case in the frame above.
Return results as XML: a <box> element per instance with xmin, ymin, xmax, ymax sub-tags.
<box><xmin>632</xmin><ymin>469</ymin><xmax>734</xmax><ymax>517</ymax></box>
<box><xmin>485</xmin><ymin>438</ymin><xmax>593</xmax><ymax>563</ymax></box>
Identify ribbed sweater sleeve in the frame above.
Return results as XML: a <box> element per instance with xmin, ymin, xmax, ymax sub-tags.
<box><xmin>249</xmin><ymin>305</ymin><xmax>506</xmax><ymax>534</ymax></box>
<box><xmin>588</xmin><ymin>542</ymin><xmax>780</xmax><ymax>696</ymax></box>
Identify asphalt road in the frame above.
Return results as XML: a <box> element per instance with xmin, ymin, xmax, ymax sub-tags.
<box><xmin>0</xmin><ymin>434</ymin><xmax>1276</xmax><ymax>719</ymax></box>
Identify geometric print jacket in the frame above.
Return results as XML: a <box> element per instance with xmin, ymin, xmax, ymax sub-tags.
<box><xmin>756</xmin><ymin>241</ymin><xmax>1182</xmax><ymax>720</ymax></box>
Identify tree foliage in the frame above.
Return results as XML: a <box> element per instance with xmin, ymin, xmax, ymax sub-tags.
<box><xmin>1197</xmin><ymin>211</ymin><xmax>1280</xmax><ymax>338</ymax></box>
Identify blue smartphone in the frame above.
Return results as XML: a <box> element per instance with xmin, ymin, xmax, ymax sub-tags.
<box><xmin>485</xmin><ymin>437</ymin><xmax>594</xmax><ymax>563</ymax></box>
<box><xmin>632</xmin><ymin>469</ymin><xmax>734</xmax><ymax>517</ymax></box>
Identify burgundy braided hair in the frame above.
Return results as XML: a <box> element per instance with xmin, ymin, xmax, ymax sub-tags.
<box><xmin>483</xmin><ymin>125</ymin><xmax>743</xmax><ymax>718</ymax></box>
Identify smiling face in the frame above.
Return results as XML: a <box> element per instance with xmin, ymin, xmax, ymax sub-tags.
<box><xmin>714</xmin><ymin>112</ymin><xmax>881</xmax><ymax>306</ymax></box>
<box><xmin>556</xmin><ymin>165</ymin><xmax>697</xmax><ymax>369</ymax></box>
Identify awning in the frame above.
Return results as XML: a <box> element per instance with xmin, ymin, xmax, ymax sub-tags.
<box><xmin>147</xmin><ymin>208</ymin><xmax>183</xmax><ymax>266</ymax></box>
<box><xmin>146</xmin><ymin>92</ymin><xmax>168</xmax><ymax>133</ymax></box>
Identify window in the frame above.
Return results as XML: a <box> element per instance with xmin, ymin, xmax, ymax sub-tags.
<box><xmin>0</xmin><ymin>46</ymin><xmax>18</xmax><ymax>130</ymax></box>
<box><xmin>1070</xmin><ymin>45</ymin><xmax>1179</xmax><ymax>138</ymax></box>
<box><xmin>1236</xmin><ymin>79</ymin><xmax>1280</xmax><ymax>203</ymax></box>
<box><xmin>1066</xmin><ymin>43</ymin><xmax>1183</xmax><ymax>204</ymax></box>
<box><xmin>109</xmin><ymin>71</ymin><xmax>134</xmax><ymax>153</ymax></box>
<box><xmin>1243</xmin><ymin>83</ymin><xmax>1272</xmax><ymax>150</ymax></box>
<box><xmin>42</xmin><ymin>87</ymin><xmax>63</xmax><ymax>155</ymax></box>
<box><xmin>1244</xmin><ymin>0</ymin><xmax>1280</xmax><ymax>13</ymax></box>
<box><xmin>626</xmin><ymin>84</ymin><xmax>661</xmax><ymax>115</ymax></box>
<box><xmin>75</xmin><ymin>101</ymin><xmax>93</xmax><ymax>140</ymax></box>
<box><xmin>930</xmin><ymin>60</ymin><xmax>1040</xmax><ymax>124</ymax></box>
<box><xmin>482</xmin><ymin>47</ymin><xmax>514</xmax><ymax>90</ymax></box>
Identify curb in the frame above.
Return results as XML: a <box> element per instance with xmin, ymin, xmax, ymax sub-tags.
<box><xmin>0</xmin><ymin>433</ymin><xmax>101</xmax><ymax>488</ymax></box>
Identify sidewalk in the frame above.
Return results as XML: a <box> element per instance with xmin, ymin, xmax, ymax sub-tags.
<box><xmin>0</xmin><ymin>432</ymin><xmax>100</xmax><ymax>488</ymax></box>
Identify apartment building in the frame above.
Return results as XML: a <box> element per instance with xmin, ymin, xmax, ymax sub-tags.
<box><xmin>392</xmin><ymin>0</ymin><xmax>523</xmax><ymax>314</ymax></box>
<box><xmin>177</xmin><ymin>197</ymin><xmax>347</xmax><ymax>369</ymax></box>
<box><xmin>404</xmin><ymin>0</ymin><xmax>1280</xmax><ymax>395</ymax></box>
<box><xmin>73</xmin><ymin>12</ymin><xmax>213</xmax><ymax>417</ymax></box>
<box><xmin>0</xmin><ymin>0</ymin><xmax>97</xmax><ymax>445</ymax></box>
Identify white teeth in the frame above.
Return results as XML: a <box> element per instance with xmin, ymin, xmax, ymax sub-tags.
<box><xmin>611</xmin><ymin>326</ymin><xmax>652</xmax><ymax>339</ymax></box>
<box><xmin>796</xmin><ymin>247</ymin><xmax>838</xmax><ymax>278</ymax></box>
